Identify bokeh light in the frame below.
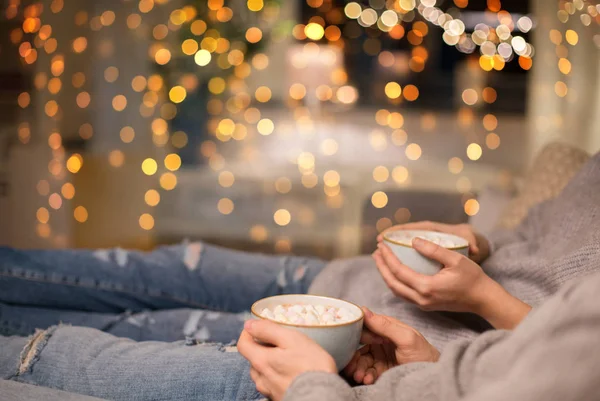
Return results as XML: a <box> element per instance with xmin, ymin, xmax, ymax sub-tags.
<box><xmin>6</xmin><ymin>0</ymin><xmax>594</xmax><ymax>253</ymax></box>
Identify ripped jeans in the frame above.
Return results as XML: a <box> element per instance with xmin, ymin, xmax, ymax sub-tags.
<box><xmin>0</xmin><ymin>242</ymin><xmax>327</xmax><ymax>400</ymax></box>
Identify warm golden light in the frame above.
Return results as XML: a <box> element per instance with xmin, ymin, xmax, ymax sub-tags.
<box><xmin>194</xmin><ymin>49</ymin><xmax>211</xmax><ymax>66</ymax></box>
<box><xmin>218</xmin><ymin>198</ymin><xmax>234</xmax><ymax>215</ymax></box>
<box><xmin>486</xmin><ymin>133</ymin><xmax>501</xmax><ymax>150</ymax></box>
<box><xmin>182</xmin><ymin>39</ymin><xmax>199</xmax><ymax>55</ymax></box>
<box><xmin>74</xmin><ymin>206</ymin><xmax>89</xmax><ymax>223</ymax></box>
<box><xmin>119</xmin><ymin>126</ymin><xmax>135</xmax><ymax>143</ymax></box>
<box><xmin>464</xmin><ymin>199</ymin><xmax>480</xmax><ymax>216</ymax></box>
<box><xmin>145</xmin><ymin>190</ymin><xmax>161</xmax><ymax>207</ymax></box>
<box><xmin>164</xmin><ymin>153</ymin><xmax>182</xmax><ymax>171</ymax></box>
<box><xmin>72</xmin><ymin>36</ymin><xmax>87</xmax><ymax>53</ymax></box>
<box><xmin>218</xmin><ymin>171</ymin><xmax>235</xmax><ymax>187</ymax></box>
<box><xmin>482</xmin><ymin>114</ymin><xmax>498</xmax><ymax>131</ymax></box>
<box><xmin>139</xmin><ymin>213</ymin><xmax>155</xmax><ymax>230</ymax></box>
<box><xmin>462</xmin><ymin>89</ymin><xmax>478</xmax><ymax>105</ymax></box>
<box><xmin>373</xmin><ymin>166</ymin><xmax>389</xmax><ymax>183</ymax></box>
<box><xmin>250</xmin><ymin>224</ymin><xmax>268</xmax><ymax>242</ymax></box>
<box><xmin>448</xmin><ymin>157</ymin><xmax>464</xmax><ymax>174</ymax></box>
<box><xmin>104</xmin><ymin>66</ymin><xmax>119</xmax><ymax>83</ymax></box>
<box><xmin>160</xmin><ymin>172</ymin><xmax>178</xmax><ymax>190</ymax></box>
<box><xmin>371</xmin><ymin>191</ymin><xmax>388</xmax><ymax>208</ymax></box>
<box><xmin>108</xmin><ymin>150</ymin><xmax>125</xmax><ymax>167</ymax></box>
<box><xmin>405</xmin><ymin>143</ymin><xmax>422</xmax><ymax>160</ymax></box>
<box><xmin>255</xmin><ymin>86</ymin><xmax>272</xmax><ymax>103</ymax></box>
<box><xmin>169</xmin><ymin>86</ymin><xmax>187</xmax><ymax>103</ymax></box>
<box><xmin>49</xmin><ymin>193</ymin><xmax>62</xmax><ymax>210</ymax></box>
<box><xmin>385</xmin><ymin>82</ymin><xmax>402</xmax><ymax>99</ymax></box>
<box><xmin>274</xmin><ymin>209</ymin><xmax>291</xmax><ymax>226</ymax></box>
<box><xmin>246</xmin><ymin>27</ymin><xmax>263</xmax><ymax>43</ymax></box>
<box><xmin>403</xmin><ymin>85</ymin><xmax>419</xmax><ymax>101</ymax></box>
<box><xmin>37</xmin><ymin>207</ymin><xmax>50</xmax><ymax>224</ymax></box>
<box><xmin>558</xmin><ymin>58</ymin><xmax>572</xmax><ymax>75</ymax></box>
<box><xmin>565</xmin><ymin>30</ymin><xmax>578</xmax><ymax>46</ymax></box>
<box><xmin>112</xmin><ymin>95</ymin><xmax>127</xmax><ymax>111</ymax></box>
<box><xmin>275</xmin><ymin>177</ymin><xmax>292</xmax><ymax>194</ymax></box>
<box><xmin>247</xmin><ymin>0</ymin><xmax>264</xmax><ymax>12</ymax></box>
<box><xmin>257</xmin><ymin>118</ymin><xmax>274</xmax><ymax>135</ymax></box>
<box><xmin>323</xmin><ymin>170</ymin><xmax>341</xmax><ymax>187</ymax></box>
<box><xmin>76</xmin><ymin>92</ymin><xmax>91</xmax><ymax>109</ymax></box>
<box><xmin>466</xmin><ymin>143</ymin><xmax>483</xmax><ymax>160</ymax></box>
<box><xmin>289</xmin><ymin>83</ymin><xmax>307</xmax><ymax>100</ymax></box>
<box><xmin>66</xmin><ymin>154</ymin><xmax>83</xmax><ymax>173</ymax></box>
<box><xmin>320</xmin><ymin>138</ymin><xmax>338</xmax><ymax>155</ymax></box>
<box><xmin>392</xmin><ymin>166</ymin><xmax>409</xmax><ymax>184</ymax></box>
<box><xmin>141</xmin><ymin>158</ymin><xmax>158</xmax><ymax>175</ymax></box>
<box><xmin>301</xmin><ymin>174</ymin><xmax>318</xmax><ymax>188</ymax></box>
<box><xmin>555</xmin><ymin>81</ymin><xmax>568</xmax><ymax>97</ymax></box>
<box><xmin>305</xmin><ymin>23</ymin><xmax>325</xmax><ymax>40</ymax></box>
<box><xmin>61</xmin><ymin>182</ymin><xmax>75</xmax><ymax>199</ymax></box>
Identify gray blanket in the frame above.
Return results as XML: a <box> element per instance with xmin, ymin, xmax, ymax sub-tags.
<box><xmin>308</xmin><ymin>152</ymin><xmax>600</xmax><ymax>350</ymax></box>
<box><xmin>287</xmin><ymin>266</ymin><xmax>600</xmax><ymax>401</ymax></box>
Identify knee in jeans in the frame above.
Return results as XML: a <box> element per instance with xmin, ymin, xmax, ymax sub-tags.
<box><xmin>18</xmin><ymin>325</ymin><xmax>61</xmax><ymax>375</ymax></box>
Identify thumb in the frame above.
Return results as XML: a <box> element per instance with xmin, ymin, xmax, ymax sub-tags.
<box><xmin>412</xmin><ymin>237</ymin><xmax>457</xmax><ymax>266</ymax></box>
<box><xmin>244</xmin><ymin>319</ymin><xmax>298</xmax><ymax>347</ymax></box>
<box><xmin>363</xmin><ymin>308</ymin><xmax>410</xmax><ymax>346</ymax></box>
<box><xmin>463</xmin><ymin>233</ymin><xmax>479</xmax><ymax>254</ymax></box>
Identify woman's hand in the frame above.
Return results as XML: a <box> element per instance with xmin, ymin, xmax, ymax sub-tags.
<box><xmin>343</xmin><ymin>308</ymin><xmax>439</xmax><ymax>385</ymax></box>
<box><xmin>237</xmin><ymin>319</ymin><xmax>337</xmax><ymax>401</ymax></box>
<box><xmin>373</xmin><ymin>237</ymin><xmax>492</xmax><ymax>313</ymax></box>
<box><xmin>379</xmin><ymin>222</ymin><xmax>491</xmax><ymax>263</ymax></box>
<box><xmin>373</xmin><ymin>239</ymin><xmax>532</xmax><ymax>329</ymax></box>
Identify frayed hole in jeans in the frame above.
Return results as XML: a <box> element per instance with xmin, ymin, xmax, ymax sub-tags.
<box><xmin>293</xmin><ymin>266</ymin><xmax>307</xmax><ymax>282</ymax></box>
<box><xmin>183</xmin><ymin>242</ymin><xmax>203</xmax><ymax>271</ymax></box>
<box><xmin>18</xmin><ymin>325</ymin><xmax>60</xmax><ymax>375</ymax></box>
<box><xmin>184</xmin><ymin>340</ymin><xmax>238</xmax><ymax>353</ymax></box>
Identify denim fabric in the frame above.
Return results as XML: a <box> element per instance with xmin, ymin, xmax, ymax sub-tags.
<box><xmin>0</xmin><ymin>303</ymin><xmax>250</xmax><ymax>343</ymax></box>
<box><xmin>0</xmin><ymin>242</ymin><xmax>326</xmax><ymax>340</ymax></box>
<box><xmin>0</xmin><ymin>242</ymin><xmax>327</xmax><ymax>400</ymax></box>
<box><xmin>1</xmin><ymin>325</ymin><xmax>260</xmax><ymax>400</ymax></box>
<box><xmin>1</xmin><ymin>379</ymin><xmax>106</xmax><ymax>401</ymax></box>
<box><xmin>0</xmin><ymin>242</ymin><xmax>326</xmax><ymax>314</ymax></box>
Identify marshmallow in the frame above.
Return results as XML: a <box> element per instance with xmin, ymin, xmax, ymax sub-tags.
<box><xmin>259</xmin><ymin>303</ymin><xmax>357</xmax><ymax>326</ymax></box>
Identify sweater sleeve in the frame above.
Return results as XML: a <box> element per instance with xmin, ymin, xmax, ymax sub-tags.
<box><xmin>286</xmin><ymin>274</ymin><xmax>600</xmax><ymax>401</ymax></box>
<box><xmin>486</xmin><ymin>196</ymin><xmax>547</xmax><ymax>252</ymax></box>
<box><xmin>282</xmin><ymin>372</ymin><xmax>358</xmax><ymax>401</ymax></box>
<box><xmin>283</xmin><ymin>362</ymin><xmax>442</xmax><ymax>401</ymax></box>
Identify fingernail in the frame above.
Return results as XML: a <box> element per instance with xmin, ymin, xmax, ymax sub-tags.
<box><xmin>412</xmin><ymin>237</ymin><xmax>423</xmax><ymax>246</ymax></box>
<box><xmin>244</xmin><ymin>320</ymin><xmax>255</xmax><ymax>331</ymax></box>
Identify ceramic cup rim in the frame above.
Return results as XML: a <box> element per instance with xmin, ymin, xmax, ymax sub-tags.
<box><xmin>382</xmin><ymin>229</ymin><xmax>469</xmax><ymax>251</ymax></box>
<box><xmin>250</xmin><ymin>294</ymin><xmax>365</xmax><ymax>329</ymax></box>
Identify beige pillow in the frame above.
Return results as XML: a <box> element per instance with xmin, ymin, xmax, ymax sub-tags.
<box><xmin>496</xmin><ymin>142</ymin><xmax>590</xmax><ymax>229</ymax></box>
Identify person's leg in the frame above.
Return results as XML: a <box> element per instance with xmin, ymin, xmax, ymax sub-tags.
<box><xmin>0</xmin><ymin>242</ymin><xmax>326</xmax><ymax>314</ymax></box>
<box><xmin>0</xmin><ymin>302</ymin><xmax>248</xmax><ymax>343</ymax></box>
<box><xmin>0</xmin><ymin>325</ymin><xmax>262</xmax><ymax>401</ymax></box>
<box><xmin>1</xmin><ymin>380</ymin><xmax>105</xmax><ymax>401</ymax></box>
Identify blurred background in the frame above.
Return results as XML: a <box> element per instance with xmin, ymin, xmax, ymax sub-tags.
<box><xmin>0</xmin><ymin>0</ymin><xmax>598</xmax><ymax>258</ymax></box>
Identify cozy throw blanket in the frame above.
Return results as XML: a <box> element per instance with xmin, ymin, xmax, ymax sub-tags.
<box><xmin>308</xmin><ymin>152</ymin><xmax>600</xmax><ymax>350</ymax></box>
<box><xmin>288</xmin><ymin>267</ymin><xmax>600</xmax><ymax>401</ymax></box>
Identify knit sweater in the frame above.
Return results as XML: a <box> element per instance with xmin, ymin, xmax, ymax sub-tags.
<box><xmin>287</xmin><ymin>268</ymin><xmax>600</xmax><ymax>401</ymax></box>
<box><xmin>308</xmin><ymin>152</ymin><xmax>600</xmax><ymax>350</ymax></box>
